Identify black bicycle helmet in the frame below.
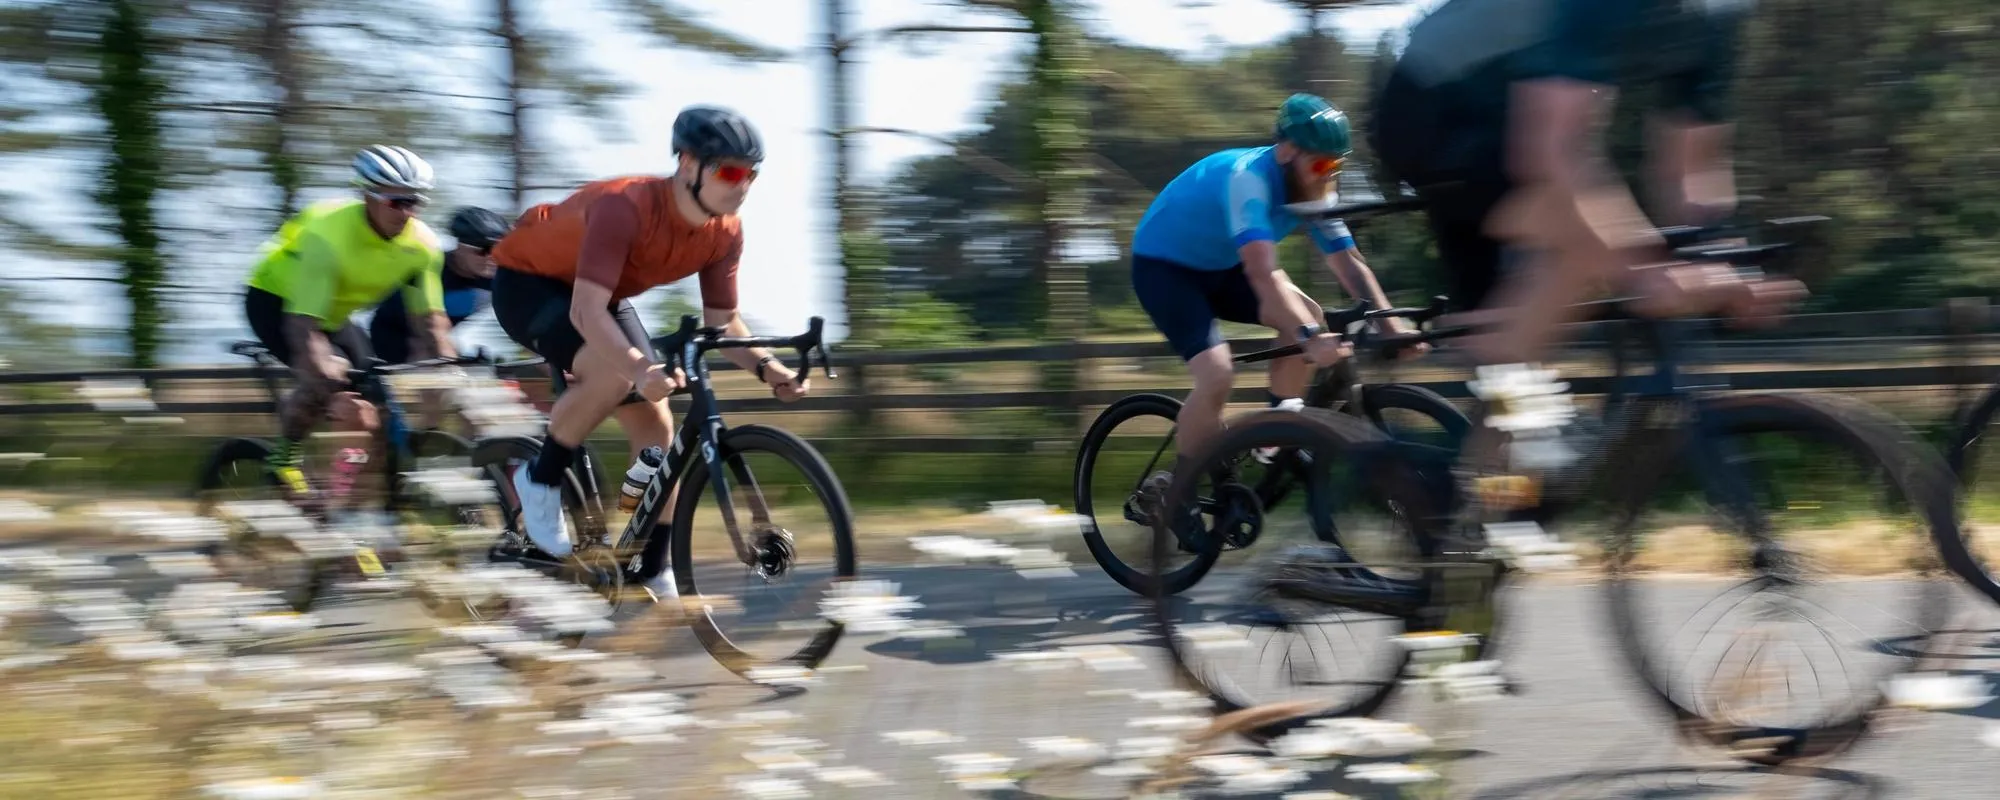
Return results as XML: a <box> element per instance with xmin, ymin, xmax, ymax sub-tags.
<box><xmin>446</xmin><ymin>206</ymin><xmax>511</xmax><ymax>251</ymax></box>
<box><xmin>671</xmin><ymin>106</ymin><xmax>764</xmax><ymax>164</ymax></box>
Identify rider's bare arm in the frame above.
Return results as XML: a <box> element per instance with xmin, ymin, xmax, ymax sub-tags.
<box><xmin>406</xmin><ymin>311</ymin><xmax>456</xmax><ymax>361</ymax></box>
<box><xmin>691</xmin><ymin>236</ymin><xmax>775</xmax><ymax>375</ymax></box>
<box><xmin>1239</xmin><ymin>240</ymin><xmax>1321</xmax><ymax>336</ymax></box>
<box><xmin>1500</xmin><ymin>77</ymin><xmax>1667</xmax><ymax>262</ymax></box>
<box><xmin>572</xmin><ymin>192</ymin><xmax>653</xmax><ymax>382</ymax></box>
<box><xmin>1323</xmin><ymin>249</ymin><xmax>1393</xmax><ymax>312</ymax></box>
<box><xmin>1647</xmin><ymin>112</ymin><xmax>1737</xmax><ymax>226</ymax></box>
<box><xmin>1322</xmin><ymin>249</ymin><xmax>1416</xmax><ymax>335</ymax></box>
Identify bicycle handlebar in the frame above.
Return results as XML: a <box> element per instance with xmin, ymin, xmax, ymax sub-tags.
<box><xmin>650</xmin><ymin>315</ymin><xmax>837</xmax><ymax>383</ymax></box>
<box><xmin>1286</xmin><ymin>196</ymin><xmax>1427</xmax><ymax>223</ymax></box>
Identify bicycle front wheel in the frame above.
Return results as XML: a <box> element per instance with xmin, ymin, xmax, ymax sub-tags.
<box><xmin>1154</xmin><ymin>408</ymin><xmax>1464</xmax><ymax>738</ymax></box>
<box><xmin>1943</xmin><ymin>382</ymin><xmax>2000</xmax><ymax>603</ymax></box>
<box><xmin>1602</xmin><ymin>392</ymin><xmax>1955</xmax><ymax>766</ymax></box>
<box><xmin>670</xmin><ymin>424</ymin><xmax>858</xmax><ymax>679</ymax></box>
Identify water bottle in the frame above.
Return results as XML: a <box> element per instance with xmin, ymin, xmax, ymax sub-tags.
<box><xmin>618</xmin><ymin>446</ymin><xmax>666</xmax><ymax>512</ymax></box>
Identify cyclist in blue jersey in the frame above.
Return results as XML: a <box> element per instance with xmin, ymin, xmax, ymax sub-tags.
<box><xmin>368</xmin><ymin>206</ymin><xmax>510</xmax><ymax>364</ymax></box>
<box><xmin>1128</xmin><ymin>93</ymin><xmax>1416</xmax><ymax>512</ymax></box>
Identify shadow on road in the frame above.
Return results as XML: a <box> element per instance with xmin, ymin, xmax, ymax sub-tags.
<box><xmin>856</xmin><ymin>565</ymin><xmax>1162</xmax><ymax>666</ymax></box>
<box><xmin>1467</xmin><ymin>764</ymin><xmax>1892</xmax><ymax>800</ymax></box>
<box><xmin>982</xmin><ymin>748</ymin><xmax>1489</xmax><ymax>800</ymax></box>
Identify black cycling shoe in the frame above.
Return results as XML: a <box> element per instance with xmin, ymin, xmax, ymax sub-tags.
<box><xmin>1256</xmin><ymin>543</ymin><xmax>1428</xmax><ymax>618</ymax></box>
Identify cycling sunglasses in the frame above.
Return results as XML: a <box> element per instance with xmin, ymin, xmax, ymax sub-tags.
<box><xmin>708</xmin><ymin>163</ymin><xmax>759</xmax><ymax>186</ymax></box>
<box><xmin>1306</xmin><ymin>155</ymin><xmax>1345</xmax><ymax>176</ymax></box>
<box><xmin>365</xmin><ymin>190</ymin><xmax>428</xmax><ymax>210</ymax></box>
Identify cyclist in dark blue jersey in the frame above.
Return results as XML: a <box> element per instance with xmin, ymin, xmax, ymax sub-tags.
<box><xmin>1355</xmin><ymin>0</ymin><xmax>1805</xmax><ymax>568</ymax></box>
<box><xmin>368</xmin><ymin>206</ymin><xmax>510</xmax><ymax>364</ymax></box>
<box><xmin>1372</xmin><ymin>0</ymin><xmax>1800</xmax><ymax>374</ymax></box>
<box><xmin>1128</xmin><ymin>93</ymin><xmax>1416</xmax><ymax>511</ymax></box>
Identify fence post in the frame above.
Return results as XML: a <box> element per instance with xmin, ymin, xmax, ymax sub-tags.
<box><xmin>1946</xmin><ymin>296</ymin><xmax>1987</xmax><ymax>425</ymax></box>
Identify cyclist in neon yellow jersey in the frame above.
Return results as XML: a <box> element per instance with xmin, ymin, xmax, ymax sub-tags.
<box><xmin>242</xmin><ymin>145</ymin><xmax>456</xmax><ymax>488</ymax></box>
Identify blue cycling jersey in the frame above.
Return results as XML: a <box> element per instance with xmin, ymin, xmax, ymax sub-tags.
<box><xmin>1130</xmin><ymin>147</ymin><xmax>1355</xmax><ymax>271</ymax></box>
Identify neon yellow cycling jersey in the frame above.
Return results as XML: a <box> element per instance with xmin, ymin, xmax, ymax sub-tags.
<box><xmin>247</xmin><ymin>198</ymin><xmax>446</xmax><ymax>331</ymax></box>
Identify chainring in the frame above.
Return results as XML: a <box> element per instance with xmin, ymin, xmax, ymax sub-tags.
<box><xmin>1211</xmin><ymin>482</ymin><xmax>1265</xmax><ymax>550</ymax></box>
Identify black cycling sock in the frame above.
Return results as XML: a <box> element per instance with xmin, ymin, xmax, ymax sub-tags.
<box><xmin>528</xmin><ymin>438</ymin><xmax>576</xmax><ymax>487</ymax></box>
<box><xmin>1266</xmin><ymin>391</ymin><xmax>1287</xmax><ymax>408</ymax></box>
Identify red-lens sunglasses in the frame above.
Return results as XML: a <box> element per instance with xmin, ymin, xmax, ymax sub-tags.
<box><xmin>1307</xmin><ymin>156</ymin><xmax>1345</xmax><ymax>176</ymax></box>
<box><xmin>710</xmin><ymin>163</ymin><xmax>759</xmax><ymax>186</ymax></box>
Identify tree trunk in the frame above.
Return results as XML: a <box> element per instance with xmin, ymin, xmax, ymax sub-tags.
<box><xmin>1024</xmin><ymin>0</ymin><xmax>1090</xmax><ymax>430</ymax></box>
<box><xmin>497</xmin><ymin>0</ymin><xmax>528</xmax><ymax>214</ymax></box>
<box><xmin>95</xmin><ymin>0</ymin><xmax>168</xmax><ymax>368</ymax></box>
<box><xmin>825</xmin><ymin>0</ymin><xmax>879</xmax><ymax>430</ymax></box>
<box><xmin>1290</xmin><ymin>4</ymin><xmax>1329</xmax><ymax>294</ymax></box>
<box><xmin>258</xmin><ymin>0</ymin><xmax>303</xmax><ymax>219</ymax></box>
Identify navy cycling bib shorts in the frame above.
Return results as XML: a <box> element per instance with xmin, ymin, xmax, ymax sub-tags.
<box><xmin>1129</xmin><ymin>146</ymin><xmax>1356</xmax><ymax>362</ymax></box>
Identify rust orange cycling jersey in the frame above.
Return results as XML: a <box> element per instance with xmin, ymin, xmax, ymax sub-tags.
<box><xmin>492</xmin><ymin>176</ymin><xmax>742</xmax><ymax>308</ymax></box>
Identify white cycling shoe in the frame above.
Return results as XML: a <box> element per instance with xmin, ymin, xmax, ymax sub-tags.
<box><xmin>511</xmin><ymin>466</ymin><xmax>572</xmax><ymax>558</ymax></box>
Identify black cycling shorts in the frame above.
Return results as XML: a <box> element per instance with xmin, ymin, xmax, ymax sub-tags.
<box><xmin>1370</xmin><ymin>69</ymin><xmax>1514</xmax><ymax>314</ymax></box>
<box><xmin>244</xmin><ymin>287</ymin><xmax>374</xmax><ymax>369</ymax></box>
<box><xmin>492</xmin><ymin>266</ymin><xmax>655</xmax><ymax>405</ymax></box>
<box><xmin>1132</xmin><ymin>255</ymin><xmax>1265</xmax><ymax>362</ymax></box>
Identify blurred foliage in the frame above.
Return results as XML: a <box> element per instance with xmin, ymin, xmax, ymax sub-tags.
<box><xmin>0</xmin><ymin>287</ymin><xmax>88</xmax><ymax>371</ymax></box>
<box><xmin>880</xmin><ymin>0</ymin><xmax>2000</xmax><ymax>342</ymax></box>
<box><xmin>1</xmin><ymin>0</ymin><xmax>1998</xmax><ymax>371</ymax></box>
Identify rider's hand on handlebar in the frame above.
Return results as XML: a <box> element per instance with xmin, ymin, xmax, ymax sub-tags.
<box><xmin>1626</xmin><ymin>261</ymin><xmax>1807</xmax><ymax>329</ymax></box>
<box><xmin>1378</xmin><ymin>317</ymin><xmax>1433</xmax><ymax>360</ymax></box>
<box><xmin>635</xmin><ymin>362</ymin><xmax>685</xmax><ymax>403</ymax></box>
<box><xmin>1302</xmin><ymin>333</ymin><xmax>1351</xmax><ymax>367</ymax></box>
<box><xmin>764</xmin><ymin>362</ymin><xmax>810</xmax><ymax>403</ymax></box>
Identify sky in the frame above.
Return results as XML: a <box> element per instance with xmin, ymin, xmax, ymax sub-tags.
<box><xmin>4</xmin><ymin>0</ymin><xmax>1427</xmax><ymax>362</ymax></box>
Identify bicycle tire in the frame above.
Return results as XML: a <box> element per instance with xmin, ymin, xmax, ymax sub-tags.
<box><xmin>194</xmin><ymin>437</ymin><xmax>324</xmax><ymax>612</ymax></box>
<box><xmin>1942</xmin><ymin>381</ymin><xmax>2000</xmax><ymax>604</ymax></box>
<box><xmin>670</xmin><ymin>424</ymin><xmax>858</xmax><ymax>678</ymax></box>
<box><xmin>1153</xmin><ymin>407</ymin><xmax>1461</xmax><ymax>738</ymax></box>
<box><xmin>407</xmin><ymin>428</ymin><xmax>473</xmax><ymax>461</ymax></box>
<box><xmin>1255</xmin><ymin>384</ymin><xmax>1471</xmax><ymax>513</ymax></box>
<box><xmin>468</xmin><ymin>436</ymin><xmax>594</xmax><ymax>559</ymax></box>
<box><xmin>1601</xmin><ymin>392</ymin><xmax>1956</xmax><ymax>766</ymax></box>
<box><xmin>467</xmin><ymin>436</ymin><xmax>630</xmax><ymax>644</ymax></box>
<box><xmin>1074</xmin><ymin>393</ymin><xmax>1220</xmax><ymax>596</ymax></box>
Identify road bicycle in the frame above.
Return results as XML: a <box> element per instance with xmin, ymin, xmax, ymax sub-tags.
<box><xmin>1151</xmin><ymin>211</ymin><xmax>1961</xmax><ymax>766</ymax></box>
<box><xmin>195</xmin><ymin>341</ymin><xmax>495</xmax><ymax>610</ymax></box>
<box><xmin>470</xmin><ymin>315</ymin><xmax>857</xmax><ymax>678</ymax></box>
<box><xmin>1073</xmin><ymin>200</ymin><xmax>1470</xmax><ymax>597</ymax></box>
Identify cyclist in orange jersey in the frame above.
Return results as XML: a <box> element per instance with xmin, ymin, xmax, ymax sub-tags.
<box><xmin>488</xmin><ymin>106</ymin><xmax>807</xmax><ymax>594</ymax></box>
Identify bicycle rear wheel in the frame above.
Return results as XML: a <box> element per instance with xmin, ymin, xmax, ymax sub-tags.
<box><xmin>195</xmin><ymin>437</ymin><xmax>325</xmax><ymax>612</ymax></box>
<box><xmin>1602</xmin><ymin>393</ymin><xmax>1955</xmax><ymax>766</ymax></box>
<box><xmin>1152</xmin><ymin>408</ymin><xmax>1471</xmax><ymax>739</ymax></box>
<box><xmin>1075</xmin><ymin>393</ymin><xmax>1221</xmax><ymax>596</ymax></box>
<box><xmin>463</xmin><ymin>436</ymin><xmax>628</xmax><ymax>643</ymax></box>
<box><xmin>670</xmin><ymin>424</ymin><xmax>858</xmax><ymax>679</ymax></box>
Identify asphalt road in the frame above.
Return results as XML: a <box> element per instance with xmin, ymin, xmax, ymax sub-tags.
<box><xmin>4</xmin><ymin>524</ymin><xmax>1999</xmax><ymax>799</ymax></box>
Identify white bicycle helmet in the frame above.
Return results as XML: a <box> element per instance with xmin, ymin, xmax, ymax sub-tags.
<box><xmin>351</xmin><ymin>145</ymin><xmax>436</xmax><ymax>192</ymax></box>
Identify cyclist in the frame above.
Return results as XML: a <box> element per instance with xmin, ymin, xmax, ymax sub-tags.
<box><xmin>489</xmin><ymin>105</ymin><xmax>808</xmax><ymax>587</ymax></box>
<box><xmin>1127</xmin><ymin>93</ymin><xmax>1414</xmax><ymax>518</ymax></box>
<box><xmin>243</xmin><ymin>145</ymin><xmax>455</xmax><ymax>491</ymax></box>
<box><xmin>367</xmin><ymin>206</ymin><xmax>510</xmax><ymax>364</ymax></box>
<box><xmin>1368</xmin><ymin>0</ymin><xmax>1803</xmax><ymax>484</ymax></box>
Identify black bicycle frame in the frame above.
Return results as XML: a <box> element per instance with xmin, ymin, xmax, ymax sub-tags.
<box><xmin>1602</xmin><ymin>316</ymin><xmax>1776</xmax><ymax>551</ymax></box>
<box><xmin>240</xmin><ymin>348</ymin><xmax>425</xmax><ymax>511</ymax></box>
<box><xmin>612</xmin><ymin>356</ymin><xmax>739</xmax><ymax>577</ymax></box>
